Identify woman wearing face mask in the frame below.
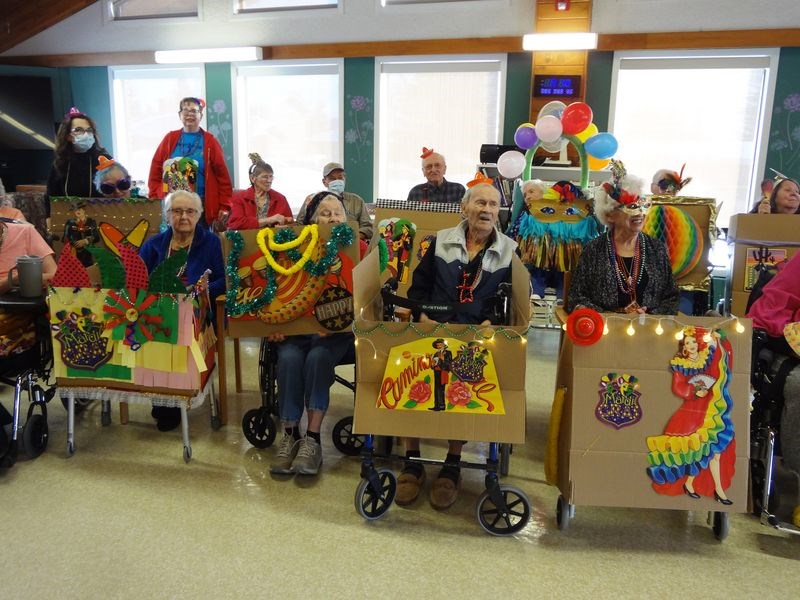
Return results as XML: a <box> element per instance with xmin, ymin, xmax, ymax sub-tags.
<box><xmin>45</xmin><ymin>107</ymin><xmax>112</xmax><ymax>218</ymax></box>
<box><xmin>227</xmin><ymin>153</ymin><xmax>293</xmax><ymax>230</ymax></box>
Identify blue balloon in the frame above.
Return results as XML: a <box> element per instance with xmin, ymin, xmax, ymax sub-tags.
<box><xmin>584</xmin><ymin>132</ymin><xmax>618</xmax><ymax>160</ymax></box>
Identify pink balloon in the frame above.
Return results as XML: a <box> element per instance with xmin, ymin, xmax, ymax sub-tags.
<box><xmin>561</xmin><ymin>102</ymin><xmax>593</xmax><ymax>135</ymax></box>
<box><xmin>535</xmin><ymin>115</ymin><xmax>563</xmax><ymax>144</ymax></box>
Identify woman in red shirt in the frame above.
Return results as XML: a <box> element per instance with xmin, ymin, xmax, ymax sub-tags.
<box><xmin>227</xmin><ymin>153</ymin><xmax>293</xmax><ymax>230</ymax></box>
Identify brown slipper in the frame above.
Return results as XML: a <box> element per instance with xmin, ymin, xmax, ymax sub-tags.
<box><xmin>395</xmin><ymin>469</ymin><xmax>426</xmax><ymax>506</ymax></box>
<box><xmin>429</xmin><ymin>475</ymin><xmax>460</xmax><ymax>510</ymax></box>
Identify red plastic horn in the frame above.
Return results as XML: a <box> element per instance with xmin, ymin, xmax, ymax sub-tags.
<box><xmin>566</xmin><ymin>308</ymin><xmax>604</xmax><ymax>346</ymax></box>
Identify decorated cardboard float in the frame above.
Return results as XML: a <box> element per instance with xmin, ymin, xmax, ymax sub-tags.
<box><xmin>217</xmin><ymin>222</ymin><xmax>360</xmax><ymax>424</ymax></box>
<box><xmin>547</xmin><ymin>308</ymin><xmax>752</xmax><ymax>539</ymax></box>
<box><xmin>47</xmin><ymin>219</ymin><xmax>217</xmax><ymax>462</ymax></box>
<box><xmin>351</xmin><ymin>246</ymin><xmax>531</xmax><ymax>445</ymax></box>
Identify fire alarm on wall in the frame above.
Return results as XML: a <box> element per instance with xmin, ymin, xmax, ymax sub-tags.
<box><xmin>556</xmin><ymin>0</ymin><xmax>570</xmax><ymax>10</ymax></box>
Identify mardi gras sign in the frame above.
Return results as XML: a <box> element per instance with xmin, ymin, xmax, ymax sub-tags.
<box><xmin>377</xmin><ymin>337</ymin><xmax>505</xmax><ymax>415</ymax></box>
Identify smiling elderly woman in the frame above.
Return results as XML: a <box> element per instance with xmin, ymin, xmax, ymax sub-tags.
<box><xmin>138</xmin><ymin>190</ymin><xmax>226</xmax><ymax>431</ymax></box>
<box><xmin>567</xmin><ymin>161</ymin><xmax>678</xmax><ymax>315</ymax></box>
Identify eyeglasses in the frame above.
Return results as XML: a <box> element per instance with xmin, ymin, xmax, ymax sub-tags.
<box><xmin>169</xmin><ymin>208</ymin><xmax>199</xmax><ymax>217</ymax></box>
<box><xmin>99</xmin><ymin>177</ymin><xmax>131</xmax><ymax>195</ymax></box>
<box><xmin>180</xmin><ymin>109</ymin><xmax>202</xmax><ymax>116</ymax></box>
<box><xmin>255</xmin><ymin>174</ymin><xmax>274</xmax><ymax>181</ymax></box>
<box><xmin>70</xmin><ymin>127</ymin><xmax>95</xmax><ymax>135</ymax></box>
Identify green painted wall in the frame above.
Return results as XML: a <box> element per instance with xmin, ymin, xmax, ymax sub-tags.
<box><xmin>69</xmin><ymin>66</ymin><xmax>113</xmax><ymax>150</ymax></box>
<box><xmin>343</xmin><ymin>57</ymin><xmax>375</xmax><ymax>202</ymax></box>
<box><xmin>204</xmin><ymin>62</ymin><xmax>235</xmax><ymax>178</ymax></box>
<box><xmin>585</xmin><ymin>51</ymin><xmax>613</xmax><ymax>132</ymax></box>
<box><xmin>504</xmin><ymin>52</ymin><xmax>533</xmax><ymax>143</ymax></box>
<box><xmin>765</xmin><ymin>47</ymin><xmax>800</xmax><ymax>182</ymax></box>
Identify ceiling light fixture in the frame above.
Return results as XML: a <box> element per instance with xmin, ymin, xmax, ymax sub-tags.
<box><xmin>522</xmin><ymin>32</ymin><xmax>598</xmax><ymax>51</ymax></box>
<box><xmin>154</xmin><ymin>47</ymin><xmax>263</xmax><ymax>64</ymax></box>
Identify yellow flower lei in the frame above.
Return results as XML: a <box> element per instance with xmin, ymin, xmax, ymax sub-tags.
<box><xmin>256</xmin><ymin>224</ymin><xmax>319</xmax><ymax>276</ymax></box>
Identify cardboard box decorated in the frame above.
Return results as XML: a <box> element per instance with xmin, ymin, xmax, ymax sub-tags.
<box><xmin>727</xmin><ymin>213</ymin><xmax>800</xmax><ymax>316</ymax></box>
<box><xmin>352</xmin><ymin>248</ymin><xmax>530</xmax><ymax>444</ymax></box>
<box><xmin>48</xmin><ymin>231</ymin><xmax>216</xmax><ymax>401</ymax></box>
<box><xmin>221</xmin><ymin>222</ymin><xmax>360</xmax><ymax>336</ymax></box>
<box><xmin>551</xmin><ymin>314</ymin><xmax>751</xmax><ymax>512</ymax></box>
<box><xmin>643</xmin><ymin>196</ymin><xmax>718</xmax><ymax>293</ymax></box>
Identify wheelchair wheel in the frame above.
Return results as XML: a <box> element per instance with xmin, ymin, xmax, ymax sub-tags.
<box><xmin>242</xmin><ymin>408</ymin><xmax>277</xmax><ymax>449</ymax></box>
<box><xmin>712</xmin><ymin>511</ymin><xmax>729</xmax><ymax>541</ymax></box>
<box><xmin>332</xmin><ymin>416</ymin><xmax>365</xmax><ymax>456</ymax></box>
<box><xmin>258</xmin><ymin>339</ymin><xmax>279</xmax><ymax>414</ymax></box>
<box><xmin>354</xmin><ymin>468</ymin><xmax>396</xmax><ymax>521</ymax></box>
<box><xmin>476</xmin><ymin>484</ymin><xmax>531</xmax><ymax>536</ymax></box>
<box><xmin>556</xmin><ymin>494</ymin><xmax>573</xmax><ymax>531</ymax></box>
<box><xmin>22</xmin><ymin>413</ymin><xmax>48</xmax><ymax>458</ymax></box>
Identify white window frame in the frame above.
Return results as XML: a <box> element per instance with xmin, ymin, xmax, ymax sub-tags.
<box><xmin>109</xmin><ymin>64</ymin><xmax>206</xmax><ymax>187</ymax></box>
<box><xmin>374</xmin><ymin>53</ymin><xmax>506</xmax><ymax>201</ymax></box>
<box><xmin>233</xmin><ymin>0</ymin><xmax>338</xmax><ymax>14</ymax></box>
<box><xmin>610</xmin><ymin>48</ymin><xmax>780</xmax><ymax>222</ymax></box>
<box><xmin>106</xmin><ymin>0</ymin><xmax>201</xmax><ymax>22</ymax></box>
<box><xmin>232</xmin><ymin>59</ymin><xmax>344</xmax><ymax>206</ymax></box>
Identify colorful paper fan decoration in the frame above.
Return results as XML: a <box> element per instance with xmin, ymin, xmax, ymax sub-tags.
<box><xmin>51</xmin><ymin>244</ymin><xmax>92</xmax><ymax>288</ymax></box>
<box><xmin>566</xmin><ymin>308</ymin><xmax>604</xmax><ymax>346</ymax></box>
<box><xmin>784</xmin><ymin>322</ymin><xmax>800</xmax><ymax>357</ymax></box>
<box><xmin>642</xmin><ymin>205</ymin><xmax>703</xmax><ymax>280</ymax></box>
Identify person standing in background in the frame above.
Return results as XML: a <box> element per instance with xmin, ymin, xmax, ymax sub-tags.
<box><xmin>148</xmin><ymin>97</ymin><xmax>233</xmax><ymax>230</ymax></box>
<box><xmin>45</xmin><ymin>107</ymin><xmax>112</xmax><ymax>218</ymax></box>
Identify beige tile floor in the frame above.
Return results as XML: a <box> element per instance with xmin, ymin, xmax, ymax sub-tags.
<box><xmin>1</xmin><ymin>329</ymin><xmax>798</xmax><ymax>600</ymax></box>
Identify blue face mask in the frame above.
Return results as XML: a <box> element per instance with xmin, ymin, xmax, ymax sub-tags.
<box><xmin>327</xmin><ymin>179</ymin><xmax>345</xmax><ymax>194</ymax></box>
<box><xmin>72</xmin><ymin>133</ymin><xmax>95</xmax><ymax>152</ymax></box>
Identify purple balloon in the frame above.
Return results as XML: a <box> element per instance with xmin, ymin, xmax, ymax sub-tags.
<box><xmin>514</xmin><ymin>125</ymin><xmax>538</xmax><ymax>150</ymax></box>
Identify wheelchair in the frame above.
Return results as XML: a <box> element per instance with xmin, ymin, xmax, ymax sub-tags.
<box><xmin>749</xmin><ymin>328</ymin><xmax>800</xmax><ymax>535</ymax></box>
<box><xmin>0</xmin><ymin>311</ymin><xmax>57</xmax><ymax>469</ymax></box>
<box><xmin>240</xmin><ymin>337</ymin><xmax>369</xmax><ymax>456</ymax></box>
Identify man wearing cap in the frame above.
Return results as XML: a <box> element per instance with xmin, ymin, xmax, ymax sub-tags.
<box><xmin>407</xmin><ymin>148</ymin><xmax>465</xmax><ymax>204</ymax></box>
<box><xmin>297</xmin><ymin>162</ymin><xmax>373</xmax><ymax>240</ymax></box>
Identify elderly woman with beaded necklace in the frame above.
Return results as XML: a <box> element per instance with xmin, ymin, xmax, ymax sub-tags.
<box><xmin>567</xmin><ymin>161</ymin><xmax>679</xmax><ymax>315</ymax></box>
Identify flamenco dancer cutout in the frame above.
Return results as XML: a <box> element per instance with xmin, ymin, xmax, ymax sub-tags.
<box><xmin>646</xmin><ymin>326</ymin><xmax>735</xmax><ymax>504</ymax></box>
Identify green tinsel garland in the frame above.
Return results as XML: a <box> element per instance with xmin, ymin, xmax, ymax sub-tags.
<box><xmin>225</xmin><ymin>224</ymin><xmax>354</xmax><ymax>317</ymax></box>
<box><xmin>377</xmin><ymin>238</ymin><xmax>389</xmax><ymax>273</ymax></box>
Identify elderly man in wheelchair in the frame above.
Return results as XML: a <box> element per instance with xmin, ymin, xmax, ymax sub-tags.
<box><xmin>746</xmin><ymin>252</ymin><xmax>800</xmax><ymax>528</ymax></box>
<box><xmin>0</xmin><ymin>219</ymin><xmax>57</xmax><ymax>466</ymax></box>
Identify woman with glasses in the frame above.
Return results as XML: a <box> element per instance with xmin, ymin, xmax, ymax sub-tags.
<box><xmin>147</xmin><ymin>97</ymin><xmax>233</xmax><ymax>230</ymax></box>
<box><xmin>45</xmin><ymin>107</ymin><xmax>112</xmax><ymax>217</ymax></box>
<box><xmin>567</xmin><ymin>161</ymin><xmax>679</xmax><ymax>315</ymax></box>
<box><xmin>139</xmin><ymin>189</ymin><xmax>225</xmax><ymax>431</ymax></box>
<box><xmin>227</xmin><ymin>153</ymin><xmax>293</xmax><ymax>230</ymax></box>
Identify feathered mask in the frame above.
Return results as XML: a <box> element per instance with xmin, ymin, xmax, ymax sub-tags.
<box><xmin>657</xmin><ymin>164</ymin><xmax>692</xmax><ymax>194</ymax></box>
<box><xmin>602</xmin><ymin>159</ymin><xmax>641</xmax><ymax>206</ymax></box>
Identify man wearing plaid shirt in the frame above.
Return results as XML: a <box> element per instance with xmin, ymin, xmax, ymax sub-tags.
<box><xmin>406</xmin><ymin>148</ymin><xmax>465</xmax><ymax>204</ymax></box>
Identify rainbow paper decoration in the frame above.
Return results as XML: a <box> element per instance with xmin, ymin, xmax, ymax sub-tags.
<box><xmin>643</xmin><ymin>205</ymin><xmax>703</xmax><ymax>280</ymax></box>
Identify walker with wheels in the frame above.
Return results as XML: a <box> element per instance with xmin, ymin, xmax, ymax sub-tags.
<box><xmin>547</xmin><ymin>310</ymin><xmax>751</xmax><ymax>541</ymax></box>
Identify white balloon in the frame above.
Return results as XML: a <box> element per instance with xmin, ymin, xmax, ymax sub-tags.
<box><xmin>541</xmin><ymin>138</ymin><xmax>566</xmax><ymax>153</ymax></box>
<box><xmin>497</xmin><ymin>150</ymin><xmax>526</xmax><ymax>179</ymax></box>
<box><xmin>535</xmin><ymin>115</ymin><xmax>564</xmax><ymax>144</ymax></box>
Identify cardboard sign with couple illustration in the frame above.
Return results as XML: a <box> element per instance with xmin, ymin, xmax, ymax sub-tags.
<box><xmin>222</xmin><ymin>222</ymin><xmax>360</xmax><ymax>336</ymax></box>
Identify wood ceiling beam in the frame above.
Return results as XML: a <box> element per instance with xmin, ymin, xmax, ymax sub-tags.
<box><xmin>0</xmin><ymin>0</ymin><xmax>98</xmax><ymax>55</ymax></box>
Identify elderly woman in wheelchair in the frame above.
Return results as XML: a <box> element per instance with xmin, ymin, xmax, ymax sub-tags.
<box><xmin>747</xmin><ymin>252</ymin><xmax>800</xmax><ymax>525</ymax></box>
<box><xmin>267</xmin><ymin>192</ymin><xmax>367</xmax><ymax>477</ymax></box>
